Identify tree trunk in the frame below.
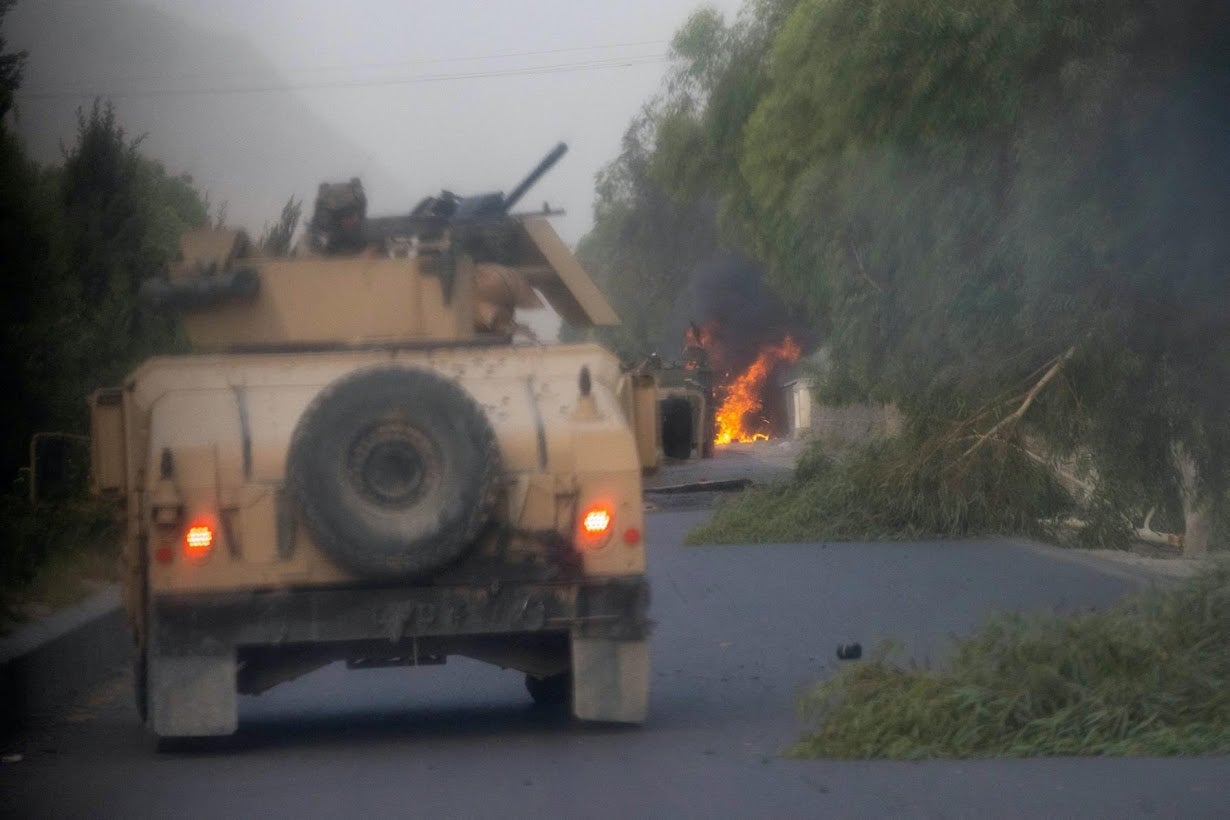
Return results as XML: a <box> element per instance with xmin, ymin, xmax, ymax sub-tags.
<box><xmin>1175</xmin><ymin>445</ymin><xmax>1210</xmax><ymax>558</ymax></box>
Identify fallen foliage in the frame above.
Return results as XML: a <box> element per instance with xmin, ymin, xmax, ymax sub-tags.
<box><xmin>793</xmin><ymin>563</ymin><xmax>1230</xmax><ymax>758</ymax></box>
<box><xmin>687</xmin><ymin>432</ymin><xmax>1073</xmax><ymax>545</ymax></box>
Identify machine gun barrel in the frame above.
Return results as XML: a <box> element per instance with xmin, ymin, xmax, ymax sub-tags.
<box><xmin>358</xmin><ymin>142</ymin><xmax>568</xmax><ymax>244</ymax></box>
<box><xmin>502</xmin><ymin>142</ymin><xmax>568</xmax><ymax>213</ymax></box>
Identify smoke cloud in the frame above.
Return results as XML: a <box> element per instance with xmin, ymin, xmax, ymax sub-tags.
<box><xmin>662</xmin><ymin>253</ymin><xmax>810</xmax><ymax>374</ymax></box>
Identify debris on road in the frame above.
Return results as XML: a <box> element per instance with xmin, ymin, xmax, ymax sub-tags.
<box><xmin>646</xmin><ymin>478</ymin><xmax>753</xmax><ymax>495</ymax></box>
<box><xmin>836</xmin><ymin>643</ymin><xmax>862</xmax><ymax>661</ymax></box>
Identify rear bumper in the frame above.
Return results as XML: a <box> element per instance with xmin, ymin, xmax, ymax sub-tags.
<box><xmin>150</xmin><ymin>577</ymin><xmax>650</xmax><ymax>654</ymax></box>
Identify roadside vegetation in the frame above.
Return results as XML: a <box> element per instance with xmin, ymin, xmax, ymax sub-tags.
<box><xmin>793</xmin><ymin>563</ymin><xmax>1230</xmax><ymax>758</ymax></box>
<box><xmin>0</xmin><ymin>1</ymin><xmax>207</xmax><ymax>624</ymax></box>
<box><xmin>585</xmin><ymin>0</ymin><xmax>1229</xmax><ymax>759</ymax></box>
<box><xmin>583</xmin><ymin>0</ymin><xmax>1230</xmax><ymax>550</ymax></box>
<box><xmin>688</xmin><ymin>430</ymin><xmax>1073</xmax><ymax>545</ymax></box>
<box><xmin>0</xmin><ymin>494</ymin><xmax>119</xmax><ymax>633</ymax></box>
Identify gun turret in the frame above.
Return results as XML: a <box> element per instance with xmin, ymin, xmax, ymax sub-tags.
<box><xmin>336</xmin><ymin>143</ymin><xmax>569</xmax><ymax>252</ymax></box>
<box><xmin>453</xmin><ymin>142</ymin><xmax>568</xmax><ymax>219</ymax></box>
<box><xmin>139</xmin><ymin>143</ymin><xmax>619</xmax><ymax>355</ymax></box>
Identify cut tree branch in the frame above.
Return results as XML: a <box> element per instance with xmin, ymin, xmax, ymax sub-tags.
<box><xmin>847</xmin><ymin>234</ymin><xmax>884</xmax><ymax>293</ymax></box>
<box><xmin>960</xmin><ymin>346</ymin><xmax>1076</xmax><ymax>460</ymax></box>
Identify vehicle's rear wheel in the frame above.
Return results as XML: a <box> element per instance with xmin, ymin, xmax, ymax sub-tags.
<box><xmin>525</xmin><ymin>671</ymin><xmax>571</xmax><ymax>706</ymax></box>
<box><xmin>288</xmin><ymin>365</ymin><xmax>501</xmax><ymax>580</ymax></box>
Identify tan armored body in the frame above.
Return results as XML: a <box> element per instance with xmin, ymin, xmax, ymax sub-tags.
<box><xmin>90</xmin><ymin>145</ymin><xmax>660</xmax><ymax>739</ymax></box>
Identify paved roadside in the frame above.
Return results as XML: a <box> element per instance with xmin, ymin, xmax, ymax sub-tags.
<box><xmin>1012</xmin><ymin>540</ymin><xmax>1214</xmax><ymax>587</ymax></box>
<box><xmin>3</xmin><ymin>512</ymin><xmax>1227</xmax><ymax>818</ymax></box>
<box><xmin>0</xmin><ymin>586</ymin><xmax>128</xmax><ymax>733</ymax></box>
<box><xmin>644</xmin><ymin>439</ymin><xmax>804</xmax><ymax>491</ymax></box>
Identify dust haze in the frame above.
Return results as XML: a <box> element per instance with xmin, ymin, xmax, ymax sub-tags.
<box><xmin>6</xmin><ymin>0</ymin><xmax>741</xmax><ymax>269</ymax></box>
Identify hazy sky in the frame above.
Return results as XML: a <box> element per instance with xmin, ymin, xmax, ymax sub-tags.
<box><xmin>126</xmin><ymin>0</ymin><xmax>745</xmax><ymax>244</ymax></box>
<box><xmin>9</xmin><ymin>0</ymin><xmax>744</xmax><ymax>338</ymax></box>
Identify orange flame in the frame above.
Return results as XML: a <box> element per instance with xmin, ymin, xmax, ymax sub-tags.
<box><xmin>713</xmin><ymin>337</ymin><xmax>801</xmax><ymax>444</ymax></box>
<box><xmin>683</xmin><ymin>321</ymin><xmax>717</xmax><ymax>371</ymax></box>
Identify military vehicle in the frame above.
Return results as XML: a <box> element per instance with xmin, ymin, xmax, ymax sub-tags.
<box><xmin>89</xmin><ymin>144</ymin><xmax>661</xmax><ymax>739</ymax></box>
<box><xmin>643</xmin><ymin>326</ymin><xmax>716</xmax><ymax>461</ymax></box>
<box><xmin>657</xmin><ymin>366</ymin><xmax>715</xmax><ymax>461</ymax></box>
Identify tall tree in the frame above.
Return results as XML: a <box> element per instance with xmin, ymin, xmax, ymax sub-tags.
<box><xmin>0</xmin><ymin>0</ymin><xmax>22</xmax><ymax>121</ymax></box>
<box><xmin>0</xmin><ymin>93</ymin><xmax>208</xmax><ymax>483</ymax></box>
<box><xmin>571</xmin><ymin>110</ymin><xmax>718</xmax><ymax>359</ymax></box>
<box><xmin>734</xmin><ymin>0</ymin><xmax>1230</xmax><ymax>544</ymax></box>
<box><xmin>0</xmin><ymin>0</ymin><xmax>58</xmax><ymax>482</ymax></box>
<box><xmin>583</xmin><ymin>0</ymin><xmax>1230</xmax><ymax>546</ymax></box>
<box><xmin>259</xmin><ymin>196</ymin><xmax>301</xmax><ymax>256</ymax></box>
<box><xmin>50</xmin><ymin>102</ymin><xmax>208</xmax><ymax>423</ymax></box>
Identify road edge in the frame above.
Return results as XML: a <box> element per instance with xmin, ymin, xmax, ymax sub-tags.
<box><xmin>0</xmin><ymin>585</ymin><xmax>127</xmax><ymax>733</ymax></box>
<box><xmin>1005</xmin><ymin>538</ymin><xmax>1207</xmax><ymax>588</ymax></box>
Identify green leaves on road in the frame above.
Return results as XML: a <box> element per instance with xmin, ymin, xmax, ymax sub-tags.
<box><xmin>794</xmin><ymin>563</ymin><xmax>1230</xmax><ymax>758</ymax></box>
<box><xmin>687</xmin><ymin>432</ymin><xmax>1071</xmax><ymax>545</ymax></box>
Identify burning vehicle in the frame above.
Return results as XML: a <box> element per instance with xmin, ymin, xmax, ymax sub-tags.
<box><xmin>654</xmin><ymin>264</ymin><xmax>806</xmax><ymax>462</ymax></box>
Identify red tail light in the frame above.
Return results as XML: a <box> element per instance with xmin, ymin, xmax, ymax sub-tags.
<box><xmin>578</xmin><ymin>505</ymin><xmax>613</xmax><ymax>548</ymax></box>
<box><xmin>583</xmin><ymin>508</ymin><xmax>611</xmax><ymax>535</ymax></box>
<box><xmin>184</xmin><ymin>524</ymin><xmax>215</xmax><ymax>561</ymax></box>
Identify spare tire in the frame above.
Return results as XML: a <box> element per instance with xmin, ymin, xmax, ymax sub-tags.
<box><xmin>288</xmin><ymin>365</ymin><xmax>500</xmax><ymax>579</ymax></box>
<box><xmin>660</xmin><ymin>397</ymin><xmax>695</xmax><ymax>460</ymax></box>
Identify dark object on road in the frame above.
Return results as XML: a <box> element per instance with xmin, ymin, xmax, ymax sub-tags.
<box><xmin>646</xmin><ymin>478</ymin><xmax>753</xmax><ymax>495</ymax></box>
<box><xmin>836</xmin><ymin>643</ymin><xmax>862</xmax><ymax>660</ymax></box>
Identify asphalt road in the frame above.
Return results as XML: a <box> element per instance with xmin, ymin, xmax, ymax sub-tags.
<box><xmin>3</xmin><ymin>510</ymin><xmax>1228</xmax><ymax>819</ymax></box>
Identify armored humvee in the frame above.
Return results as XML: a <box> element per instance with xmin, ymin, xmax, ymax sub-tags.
<box><xmin>89</xmin><ymin>145</ymin><xmax>661</xmax><ymax>739</ymax></box>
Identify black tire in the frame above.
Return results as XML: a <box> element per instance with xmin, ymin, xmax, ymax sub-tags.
<box><xmin>660</xmin><ymin>397</ymin><xmax>694</xmax><ymax>460</ymax></box>
<box><xmin>288</xmin><ymin>365</ymin><xmax>500</xmax><ymax>579</ymax></box>
<box><xmin>525</xmin><ymin>671</ymin><xmax>571</xmax><ymax>706</ymax></box>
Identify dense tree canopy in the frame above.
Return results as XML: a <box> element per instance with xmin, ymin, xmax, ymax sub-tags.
<box><xmin>585</xmin><ymin>0</ymin><xmax>1230</xmax><ymax>543</ymax></box>
<box><xmin>569</xmin><ymin>111</ymin><xmax>719</xmax><ymax>359</ymax></box>
<box><xmin>1</xmin><ymin>3</ymin><xmax>208</xmax><ymax>487</ymax></box>
<box><xmin>2</xmin><ymin>1</ymin><xmax>213</xmax><ymax>597</ymax></box>
<box><xmin>574</xmin><ymin>1</ymin><xmax>795</xmax><ymax>360</ymax></box>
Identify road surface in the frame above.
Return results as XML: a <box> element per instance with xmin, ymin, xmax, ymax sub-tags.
<box><xmin>3</xmin><ymin>510</ymin><xmax>1227</xmax><ymax>819</ymax></box>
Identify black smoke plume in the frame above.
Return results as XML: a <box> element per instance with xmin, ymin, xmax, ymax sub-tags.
<box><xmin>662</xmin><ymin>253</ymin><xmax>811</xmax><ymax>375</ymax></box>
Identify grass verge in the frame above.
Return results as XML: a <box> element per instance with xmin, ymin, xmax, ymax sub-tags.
<box><xmin>688</xmin><ymin>435</ymin><xmax>1071</xmax><ymax>545</ymax></box>
<box><xmin>0</xmin><ymin>494</ymin><xmax>120</xmax><ymax>635</ymax></box>
<box><xmin>793</xmin><ymin>562</ymin><xmax>1230</xmax><ymax>758</ymax></box>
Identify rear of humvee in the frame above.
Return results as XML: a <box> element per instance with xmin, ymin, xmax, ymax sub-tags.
<box><xmin>90</xmin><ymin>213</ymin><xmax>659</xmax><ymax>739</ymax></box>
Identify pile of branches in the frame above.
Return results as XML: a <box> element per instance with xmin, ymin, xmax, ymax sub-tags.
<box><xmin>794</xmin><ymin>563</ymin><xmax>1230</xmax><ymax>758</ymax></box>
<box><xmin>689</xmin><ymin>351</ymin><xmax>1081</xmax><ymax>545</ymax></box>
